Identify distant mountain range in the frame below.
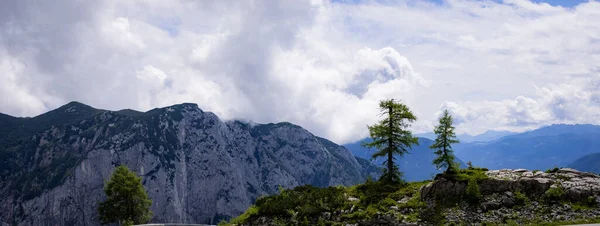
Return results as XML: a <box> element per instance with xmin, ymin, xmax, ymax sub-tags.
<box><xmin>346</xmin><ymin>124</ymin><xmax>600</xmax><ymax>177</ymax></box>
<box><xmin>453</xmin><ymin>124</ymin><xmax>600</xmax><ymax>171</ymax></box>
<box><xmin>415</xmin><ymin>130</ymin><xmax>517</xmax><ymax>143</ymax></box>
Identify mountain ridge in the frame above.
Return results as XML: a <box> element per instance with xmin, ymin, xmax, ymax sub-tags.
<box><xmin>0</xmin><ymin>101</ymin><xmax>378</xmax><ymax>225</ymax></box>
<box><xmin>454</xmin><ymin>124</ymin><xmax>600</xmax><ymax>170</ymax></box>
<box><xmin>415</xmin><ymin>130</ymin><xmax>517</xmax><ymax>143</ymax></box>
<box><xmin>569</xmin><ymin>153</ymin><xmax>600</xmax><ymax>174</ymax></box>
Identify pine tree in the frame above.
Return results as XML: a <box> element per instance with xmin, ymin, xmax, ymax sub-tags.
<box><xmin>430</xmin><ymin>109</ymin><xmax>460</xmax><ymax>174</ymax></box>
<box><xmin>363</xmin><ymin>99</ymin><xmax>419</xmax><ymax>184</ymax></box>
<box><xmin>98</xmin><ymin>165</ymin><xmax>153</xmax><ymax>225</ymax></box>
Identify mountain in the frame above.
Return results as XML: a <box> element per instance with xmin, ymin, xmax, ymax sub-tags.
<box><xmin>568</xmin><ymin>153</ymin><xmax>600</xmax><ymax>174</ymax></box>
<box><xmin>454</xmin><ymin>124</ymin><xmax>600</xmax><ymax>170</ymax></box>
<box><xmin>344</xmin><ymin>137</ymin><xmax>467</xmax><ymax>181</ymax></box>
<box><xmin>416</xmin><ymin>130</ymin><xmax>517</xmax><ymax>143</ymax></box>
<box><xmin>413</xmin><ymin>132</ymin><xmax>437</xmax><ymax>140</ymax></box>
<box><xmin>0</xmin><ymin>102</ymin><xmax>378</xmax><ymax>226</ymax></box>
<box><xmin>458</xmin><ymin>130</ymin><xmax>518</xmax><ymax>143</ymax></box>
<box><xmin>505</xmin><ymin>124</ymin><xmax>600</xmax><ymax>139</ymax></box>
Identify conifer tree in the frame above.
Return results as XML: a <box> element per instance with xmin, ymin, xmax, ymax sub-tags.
<box><xmin>98</xmin><ymin>165</ymin><xmax>153</xmax><ymax>225</ymax></box>
<box><xmin>363</xmin><ymin>99</ymin><xmax>419</xmax><ymax>183</ymax></box>
<box><xmin>430</xmin><ymin>109</ymin><xmax>460</xmax><ymax>174</ymax></box>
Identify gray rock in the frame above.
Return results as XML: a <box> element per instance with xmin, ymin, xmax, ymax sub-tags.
<box><xmin>397</xmin><ymin>196</ymin><xmax>411</xmax><ymax>204</ymax></box>
<box><xmin>501</xmin><ymin>196</ymin><xmax>515</xmax><ymax>208</ymax></box>
<box><xmin>481</xmin><ymin>202</ymin><xmax>502</xmax><ymax>212</ymax></box>
<box><xmin>321</xmin><ymin>212</ymin><xmax>332</xmax><ymax>220</ymax></box>
<box><xmin>420</xmin><ymin>167</ymin><xmax>600</xmax><ymax>224</ymax></box>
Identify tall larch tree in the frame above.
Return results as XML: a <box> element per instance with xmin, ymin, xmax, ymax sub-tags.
<box><xmin>430</xmin><ymin>109</ymin><xmax>460</xmax><ymax>174</ymax></box>
<box><xmin>363</xmin><ymin>99</ymin><xmax>419</xmax><ymax>184</ymax></box>
<box><xmin>98</xmin><ymin>165</ymin><xmax>153</xmax><ymax>225</ymax></box>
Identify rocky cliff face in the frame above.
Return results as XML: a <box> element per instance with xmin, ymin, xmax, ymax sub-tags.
<box><xmin>0</xmin><ymin>102</ymin><xmax>378</xmax><ymax>226</ymax></box>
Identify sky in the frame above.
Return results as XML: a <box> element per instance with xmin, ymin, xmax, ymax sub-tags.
<box><xmin>1</xmin><ymin>0</ymin><xmax>599</xmax><ymax>144</ymax></box>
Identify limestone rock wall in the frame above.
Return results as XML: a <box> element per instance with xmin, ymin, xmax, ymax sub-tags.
<box><xmin>0</xmin><ymin>103</ymin><xmax>376</xmax><ymax>226</ymax></box>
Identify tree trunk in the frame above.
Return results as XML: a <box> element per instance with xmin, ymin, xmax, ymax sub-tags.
<box><xmin>387</xmin><ymin>105</ymin><xmax>394</xmax><ymax>182</ymax></box>
<box><xmin>443</xmin><ymin>132</ymin><xmax>449</xmax><ymax>173</ymax></box>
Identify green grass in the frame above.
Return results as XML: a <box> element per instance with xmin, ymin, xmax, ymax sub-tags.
<box><xmin>222</xmin><ymin>180</ymin><xmax>430</xmax><ymax>225</ymax></box>
<box><xmin>218</xmin><ymin>205</ymin><xmax>259</xmax><ymax>226</ymax></box>
<box><xmin>439</xmin><ymin>167</ymin><xmax>489</xmax><ymax>182</ymax></box>
<box><xmin>572</xmin><ymin>196</ymin><xmax>598</xmax><ymax>211</ymax></box>
<box><xmin>388</xmin><ymin>180</ymin><xmax>430</xmax><ymax>200</ymax></box>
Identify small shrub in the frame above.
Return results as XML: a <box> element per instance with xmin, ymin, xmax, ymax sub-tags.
<box><xmin>253</xmin><ymin>185</ymin><xmax>346</xmax><ymax>221</ymax></box>
<box><xmin>365</xmin><ymin>175</ymin><xmax>374</xmax><ymax>183</ymax></box>
<box><xmin>514</xmin><ymin>191</ymin><xmax>530</xmax><ymax>206</ymax></box>
<box><xmin>545</xmin><ymin>167</ymin><xmax>560</xmax><ymax>173</ymax></box>
<box><xmin>584</xmin><ymin>196</ymin><xmax>598</xmax><ymax>207</ymax></box>
<box><xmin>466</xmin><ymin>178</ymin><xmax>481</xmax><ymax>204</ymax></box>
<box><xmin>374</xmin><ymin>197</ymin><xmax>397</xmax><ymax>211</ymax></box>
<box><xmin>533</xmin><ymin>170</ymin><xmax>540</xmax><ymax>174</ymax></box>
<box><xmin>573</xmin><ymin>196</ymin><xmax>599</xmax><ymax>211</ymax></box>
<box><xmin>543</xmin><ymin>186</ymin><xmax>565</xmax><ymax>203</ymax></box>
<box><xmin>354</xmin><ymin>180</ymin><xmax>403</xmax><ymax>207</ymax></box>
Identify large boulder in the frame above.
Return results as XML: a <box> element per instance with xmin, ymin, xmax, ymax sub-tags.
<box><xmin>421</xmin><ymin>168</ymin><xmax>600</xmax><ymax>204</ymax></box>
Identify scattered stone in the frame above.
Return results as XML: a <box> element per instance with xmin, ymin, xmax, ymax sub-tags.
<box><xmin>397</xmin><ymin>196</ymin><xmax>411</xmax><ymax>204</ymax></box>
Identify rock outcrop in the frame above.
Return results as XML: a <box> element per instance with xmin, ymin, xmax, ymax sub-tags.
<box><xmin>421</xmin><ymin>168</ymin><xmax>600</xmax><ymax>203</ymax></box>
<box><xmin>0</xmin><ymin>102</ymin><xmax>378</xmax><ymax>226</ymax></box>
<box><xmin>420</xmin><ymin>168</ymin><xmax>600</xmax><ymax>225</ymax></box>
<box><xmin>217</xmin><ymin>168</ymin><xmax>600</xmax><ymax>225</ymax></box>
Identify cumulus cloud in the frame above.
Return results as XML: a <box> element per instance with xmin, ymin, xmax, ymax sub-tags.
<box><xmin>0</xmin><ymin>0</ymin><xmax>599</xmax><ymax>143</ymax></box>
<box><xmin>443</xmin><ymin>74</ymin><xmax>600</xmax><ymax>134</ymax></box>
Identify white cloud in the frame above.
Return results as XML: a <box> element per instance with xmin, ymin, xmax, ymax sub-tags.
<box><xmin>443</xmin><ymin>75</ymin><xmax>600</xmax><ymax>134</ymax></box>
<box><xmin>0</xmin><ymin>0</ymin><xmax>599</xmax><ymax>144</ymax></box>
<box><xmin>0</xmin><ymin>52</ymin><xmax>48</xmax><ymax>116</ymax></box>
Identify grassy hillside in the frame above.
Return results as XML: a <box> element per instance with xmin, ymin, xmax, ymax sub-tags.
<box><xmin>220</xmin><ymin>167</ymin><xmax>600</xmax><ymax>226</ymax></box>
